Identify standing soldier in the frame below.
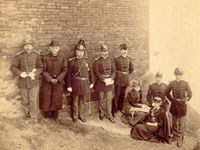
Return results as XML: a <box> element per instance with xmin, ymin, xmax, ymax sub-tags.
<box><xmin>40</xmin><ymin>40</ymin><xmax>67</xmax><ymax>122</ymax></box>
<box><xmin>66</xmin><ymin>42</ymin><xmax>94</xmax><ymax>123</ymax></box>
<box><xmin>114</xmin><ymin>43</ymin><xmax>134</xmax><ymax>113</ymax></box>
<box><xmin>94</xmin><ymin>44</ymin><xmax>116</xmax><ymax>123</ymax></box>
<box><xmin>10</xmin><ymin>40</ymin><xmax>43</xmax><ymax>122</ymax></box>
<box><xmin>165</xmin><ymin>67</ymin><xmax>192</xmax><ymax>147</ymax></box>
<box><xmin>147</xmin><ymin>72</ymin><xmax>167</xmax><ymax>106</ymax></box>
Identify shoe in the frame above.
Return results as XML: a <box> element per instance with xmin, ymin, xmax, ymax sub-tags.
<box><xmin>169</xmin><ymin>137</ymin><xmax>177</xmax><ymax>143</ymax></box>
<box><xmin>99</xmin><ymin>116</ymin><xmax>104</xmax><ymax>121</ymax></box>
<box><xmin>73</xmin><ymin>119</ymin><xmax>78</xmax><ymax>123</ymax></box>
<box><xmin>108</xmin><ymin>118</ymin><xmax>115</xmax><ymax>123</ymax></box>
<box><xmin>177</xmin><ymin>136</ymin><xmax>183</xmax><ymax>147</ymax></box>
<box><xmin>79</xmin><ymin>117</ymin><xmax>86</xmax><ymax>123</ymax></box>
<box><xmin>54</xmin><ymin>119</ymin><xmax>60</xmax><ymax>124</ymax></box>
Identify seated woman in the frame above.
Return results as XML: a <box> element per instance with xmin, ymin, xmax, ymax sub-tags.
<box><xmin>130</xmin><ymin>97</ymin><xmax>171</xmax><ymax>143</ymax></box>
<box><xmin>121</xmin><ymin>79</ymin><xmax>150</xmax><ymax>126</ymax></box>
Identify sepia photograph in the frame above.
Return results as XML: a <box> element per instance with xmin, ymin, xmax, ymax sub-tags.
<box><xmin>0</xmin><ymin>0</ymin><xmax>199</xmax><ymax>149</ymax></box>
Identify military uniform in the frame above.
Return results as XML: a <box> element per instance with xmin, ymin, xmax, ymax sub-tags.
<box><xmin>10</xmin><ymin>49</ymin><xmax>43</xmax><ymax>120</ymax></box>
<box><xmin>40</xmin><ymin>52</ymin><xmax>68</xmax><ymax>119</ymax></box>
<box><xmin>165</xmin><ymin>68</ymin><xmax>192</xmax><ymax>147</ymax></box>
<box><xmin>67</xmin><ymin>55</ymin><xmax>94</xmax><ymax>122</ymax></box>
<box><xmin>147</xmin><ymin>83</ymin><xmax>167</xmax><ymax>105</ymax></box>
<box><xmin>94</xmin><ymin>55</ymin><xmax>116</xmax><ymax>122</ymax></box>
<box><xmin>114</xmin><ymin>55</ymin><xmax>134</xmax><ymax>111</ymax></box>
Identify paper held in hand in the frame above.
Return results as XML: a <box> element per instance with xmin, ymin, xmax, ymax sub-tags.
<box><xmin>130</xmin><ymin>104</ymin><xmax>151</xmax><ymax>113</ymax></box>
<box><xmin>104</xmin><ymin>78</ymin><xmax>114</xmax><ymax>86</ymax></box>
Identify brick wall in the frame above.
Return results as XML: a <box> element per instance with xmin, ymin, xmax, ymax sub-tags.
<box><xmin>0</xmin><ymin>0</ymin><xmax>149</xmax><ymax>111</ymax></box>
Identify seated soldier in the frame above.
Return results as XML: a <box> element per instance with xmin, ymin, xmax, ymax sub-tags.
<box><xmin>121</xmin><ymin>79</ymin><xmax>150</xmax><ymax>126</ymax></box>
<box><xmin>130</xmin><ymin>97</ymin><xmax>171</xmax><ymax>143</ymax></box>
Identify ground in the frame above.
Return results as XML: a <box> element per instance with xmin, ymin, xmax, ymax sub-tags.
<box><xmin>0</xmin><ymin>97</ymin><xmax>200</xmax><ymax>150</ymax></box>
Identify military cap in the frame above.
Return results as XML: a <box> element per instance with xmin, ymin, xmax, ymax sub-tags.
<box><xmin>174</xmin><ymin>67</ymin><xmax>183</xmax><ymax>75</ymax></box>
<box><xmin>23</xmin><ymin>40</ymin><xmax>33</xmax><ymax>47</ymax></box>
<box><xmin>131</xmin><ymin>79</ymin><xmax>142</xmax><ymax>87</ymax></box>
<box><xmin>119</xmin><ymin>43</ymin><xmax>127</xmax><ymax>50</ymax></box>
<box><xmin>155</xmin><ymin>72</ymin><xmax>163</xmax><ymax>78</ymax></box>
<box><xmin>100</xmin><ymin>44</ymin><xmax>108</xmax><ymax>52</ymax></box>
<box><xmin>49</xmin><ymin>40</ymin><xmax>60</xmax><ymax>47</ymax></box>
<box><xmin>76</xmin><ymin>43</ymin><xmax>86</xmax><ymax>51</ymax></box>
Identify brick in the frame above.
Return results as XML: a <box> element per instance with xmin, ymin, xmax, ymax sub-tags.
<box><xmin>0</xmin><ymin>0</ymin><xmax>149</xmax><ymax>110</ymax></box>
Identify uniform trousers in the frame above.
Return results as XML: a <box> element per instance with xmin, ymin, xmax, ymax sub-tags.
<box><xmin>20</xmin><ymin>86</ymin><xmax>39</xmax><ymax>120</ymax></box>
<box><xmin>72</xmin><ymin>93</ymin><xmax>86</xmax><ymax>120</ymax></box>
<box><xmin>99</xmin><ymin>90</ymin><xmax>113</xmax><ymax>119</ymax></box>
<box><xmin>172</xmin><ymin>115</ymin><xmax>186</xmax><ymax>138</ymax></box>
<box><xmin>115</xmin><ymin>86</ymin><xmax>127</xmax><ymax>111</ymax></box>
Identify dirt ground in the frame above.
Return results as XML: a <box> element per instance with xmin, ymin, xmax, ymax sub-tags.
<box><xmin>0</xmin><ymin>97</ymin><xmax>200</xmax><ymax>150</ymax></box>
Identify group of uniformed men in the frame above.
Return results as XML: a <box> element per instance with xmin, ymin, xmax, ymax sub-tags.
<box><xmin>10</xmin><ymin>39</ymin><xmax>192</xmax><ymax>147</ymax></box>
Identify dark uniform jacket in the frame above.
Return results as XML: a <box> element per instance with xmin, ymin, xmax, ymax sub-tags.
<box><xmin>66</xmin><ymin>57</ymin><xmax>94</xmax><ymax>95</ymax></box>
<box><xmin>40</xmin><ymin>53</ymin><xmax>68</xmax><ymax>111</ymax></box>
<box><xmin>165</xmin><ymin>80</ymin><xmax>192</xmax><ymax>117</ymax></box>
<box><xmin>114</xmin><ymin>55</ymin><xmax>134</xmax><ymax>86</ymax></box>
<box><xmin>10</xmin><ymin>51</ymin><xmax>43</xmax><ymax>88</ymax></box>
<box><xmin>147</xmin><ymin>83</ymin><xmax>167</xmax><ymax>104</ymax></box>
<box><xmin>94</xmin><ymin>56</ymin><xmax>116</xmax><ymax>92</ymax></box>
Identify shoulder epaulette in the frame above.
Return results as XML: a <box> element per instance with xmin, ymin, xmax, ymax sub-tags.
<box><xmin>108</xmin><ymin>56</ymin><xmax>113</xmax><ymax>59</ymax></box>
<box><xmin>180</xmin><ymin>80</ymin><xmax>188</xmax><ymax>84</ymax></box>
<box><xmin>32</xmin><ymin>51</ymin><xmax>41</xmax><ymax>55</ymax></box>
<box><xmin>114</xmin><ymin>56</ymin><xmax>120</xmax><ymax>59</ymax></box>
<box><xmin>84</xmin><ymin>56</ymin><xmax>89</xmax><ymax>59</ymax></box>
<box><xmin>16</xmin><ymin>51</ymin><xmax>24</xmax><ymax>56</ymax></box>
<box><xmin>69</xmin><ymin>57</ymin><xmax>76</xmax><ymax>61</ymax></box>
<box><xmin>40</xmin><ymin>51</ymin><xmax>49</xmax><ymax>56</ymax></box>
<box><xmin>94</xmin><ymin>57</ymin><xmax>100</xmax><ymax>61</ymax></box>
<box><xmin>127</xmin><ymin>56</ymin><xmax>133</xmax><ymax>60</ymax></box>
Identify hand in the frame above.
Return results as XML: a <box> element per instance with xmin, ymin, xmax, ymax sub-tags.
<box><xmin>32</xmin><ymin>68</ymin><xmax>37</xmax><ymax>73</ymax></box>
<box><xmin>89</xmin><ymin>84</ymin><xmax>94</xmax><ymax>88</ymax></box>
<box><xmin>28</xmin><ymin>72</ymin><xmax>35</xmax><ymax>80</ymax></box>
<box><xmin>67</xmin><ymin>87</ymin><xmax>72</xmax><ymax>92</ymax></box>
<box><xmin>20</xmin><ymin>72</ymin><xmax>28</xmax><ymax>78</ymax></box>
<box><xmin>50</xmin><ymin>79</ymin><xmax>58</xmax><ymax>85</ymax></box>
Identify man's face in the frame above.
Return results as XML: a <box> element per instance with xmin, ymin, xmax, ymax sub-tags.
<box><xmin>175</xmin><ymin>75</ymin><xmax>182</xmax><ymax>80</ymax></box>
<box><xmin>133</xmin><ymin>86</ymin><xmax>140</xmax><ymax>92</ymax></box>
<box><xmin>120</xmin><ymin>49</ymin><xmax>128</xmax><ymax>57</ymax></box>
<box><xmin>156</xmin><ymin>77</ymin><xmax>162</xmax><ymax>83</ymax></box>
<box><xmin>76</xmin><ymin>49</ymin><xmax>84</xmax><ymax>58</ymax></box>
<box><xmin>50</xmin><ymin>46</ymin><xmax>60</xmax><ymax>56</ymax></box>
<box><xmin>23</xmin><ymin>44</ymin><xmax>33</xmax><ymax>54</ymax></box>
<box><xmin>101</xmin><ymin>51</ymin><xmax>109</xmax><ymax>58</ymax></box>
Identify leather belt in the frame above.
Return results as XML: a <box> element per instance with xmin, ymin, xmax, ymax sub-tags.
<box><xmin>73</xmin><ymin>76</ymin><xmax>88</xmax><ymax>80</ymax></box>
<box><xmin>174</xmin><ymin>98</ymin><xmax>186</xmax><ymax>102</ymax></box>
<box><xmin>116</xmin><ymin>70</ymin><xmax>129</xmax><ymax>75</ymax></box>
<box><xmin>102</xmin><ymin>74</ymin><xmax>110</xmax><ymax>78</ymax></box>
